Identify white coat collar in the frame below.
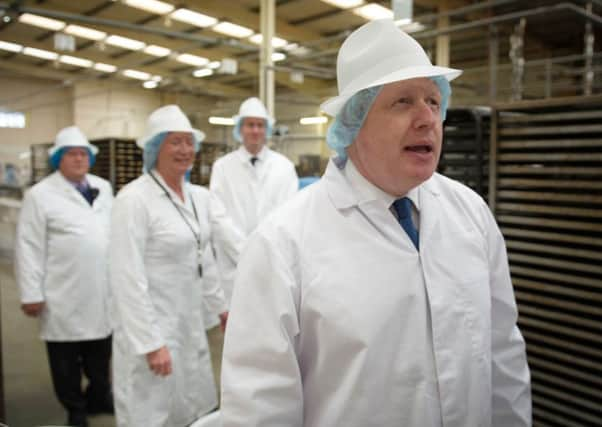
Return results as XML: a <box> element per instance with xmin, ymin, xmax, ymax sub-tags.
<box><xmin>324</xmin><ymin>157</ymin><xmax>439</xmax><ymax>210</ymax></box>
<box><xmin>52</xmin><ymin>171</ymin><xmax>93</xmax><ymax>208</ymax></box>
<box><xmin>147</xmin><ymin>170</ymin><xmax>190</xmax><ymax>209</ymax></box>
<box><xmin>236</xmin><ymin>145</ymin><xmax>268</xmax><ymax>165</ymax></box>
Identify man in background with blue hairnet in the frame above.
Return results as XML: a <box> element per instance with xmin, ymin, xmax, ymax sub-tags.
<box><xmin>221</xmin><ymin>19</ymin><xmax>531</xmax><ymax>427</ymax></box>
<box><xmin>15</xmin><ymin>126</ymin><xmax>114</xmax><ymax>427</ymax></box>
<box><xmin>209</xmin><ymin>97</ymin><xmax>298</xmax><ymax>305</ymax></box>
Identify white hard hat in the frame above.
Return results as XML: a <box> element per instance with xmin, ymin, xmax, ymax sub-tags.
<box><xmin>137</xmin><ymin>104</ymin><xmax>205</xmax><ymax>148</ymax></box>
<box><xmin>48</xmin><ymin>126</ymin><xmax>98</xmax><ymax>156</ymax></box>
<box><xmin>233</xmin><ymin>97</ymin><xmax>274</xmax><ymax>127</ymax></box>
<box><xmin>320</xmin><ymin>19</ymin><xmax>462</xmax><ymax>117</ymax></box>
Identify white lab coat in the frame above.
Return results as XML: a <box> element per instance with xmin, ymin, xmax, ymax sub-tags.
<box><xmin>110</xmin><ymin>172</ymin><xmax>227</xmax><ymax>427</ymax></box>
<box><xmin>209</xmin><ymin>146</ymin><xmax>298</xmax><ymax>304</ymax></box>
<box><xmin>221</xmin><ymin>158</ymin><xmax>532</xmax><ymax>427</ymax></box>
<box><xmin>14</xmin><ymin>171</ymin><xmax>113</xmax><ymax>341</ymax></box>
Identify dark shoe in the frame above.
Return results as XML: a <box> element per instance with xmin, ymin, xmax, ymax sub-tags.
<box><xmin>67</xmin><ymin>411</ymin><xmax>89</xmax><ymax>427</ymax></box>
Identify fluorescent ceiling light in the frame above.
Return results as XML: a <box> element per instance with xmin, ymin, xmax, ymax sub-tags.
<box><xmin>321</xmin><ymin>0</ymin><xmax>364</xmax><ymax>9</ymax></box>
<box><xmin>272</xmin><ymin>52</ymin><xmax>286</xmax><ymax>62</ymax></box>
<box><xmin>123</xmin><ymin>0</ymin><xmax>175</xmax><ymax>14</ymax></box>
<box><xmin>144</xmin><ymin>44</ymin><xmax>171</xmax><ymax>57</ymax></box>
<box><xmin>209</xmin><ymin>117</ymin><xmax>235</xmax><ymax>126</ymax></box>
<box><xmin>300</xmin><ymin>116</ymin><xmax>328</xmax><ymax>125</ymax></box>
<box><xmin>105</xmin><ymin>35</ymin><xmax>146</xmax><ymax>50</ymax></box>
<box><xmin>94</xmin><ymin>62</ymin><xmax>117</xmax><ymax>73</ymax></box>
<box><xmin>212</xmin><ymin>22</ymin><xmax>254</xmax><ymax>38</ymax></box>
<box><xmin>248</xmin><ymin>34</ymin><xmax>288</xmax><ymax>49</ymax></box>
<box><xmin>177</xmin><ymin>53</ymin><xmax>209</xmax><ymax>67</ymax></box>
<box><xmin>207</xmin><ymin>61</ymin><xmax>221</xmax><ymax>69</ymax></box>
<box><xmin>143</xmin><ymin>80</ymin><xmax>159</xmax><ymax>89</ymax></box>
<box><xmin>59</xmin><ymin>55</ymin><xmax>93</xmax><ymax>68</ymax></box>
<box><xmin>18</xmin><ymin>13</ymin><xmax>66</xmax><ymax>31</ymax></box>
<box><xmin>123</xmin><ymin>69</ymin><xmax>152</xmax><ymax>80</ymax></box>
<box><xmin>193</xmin><ymin>68</ymin><xmax>213</xmax><ymax>78</ymax></box>
<box><xmin>0</xmin><ymin>40</ymin><xmax>23</xmax><ymax>53</ymax></box>
<box><xmin>352</xmin><ymin>3</ymin><xmax>393</xmax><ymax>20</ymax></box>
<box><xmin>23</xmin><ymin>47</ymin><xmax>58</xmax><ymax>61</ymax></box>
<box><xmin>169</xmin><ymin>8</ymin><xmax>217</xmax><ymax>27</ymax></box>
<box><xmin>64</xmin><ymin>25</ymin><xmax>107</xmax><ymax>41</ymax></box>
<box><xmin>397</xmin><ymin>21</ymin><xmax>426</xmax><ymax>33</ymax></box>
<box><xmin>285</xmin><ymin>44</ymin><xmax>311</xmax><ymax>57</ymax></box>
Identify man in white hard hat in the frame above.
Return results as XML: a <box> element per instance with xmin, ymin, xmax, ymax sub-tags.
<box><xmin>220</xmin><ymin>19</ymin><xmax>532</xmax><ymax>426</ymax></box>
<box><xmin>15</xmin><ymin>126</ymin><xmax>114</xmax><ymax>427</ymax></box>
<box><xmin>209</xmin><ymin>97</ymin><xmax>298</xmax><ymax>305</ymax></box>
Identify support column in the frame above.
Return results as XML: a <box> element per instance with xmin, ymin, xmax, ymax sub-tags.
<box><xmin>436</xmin><ymin>1</ymin><xmax>450</xmax><ymax>68</ymax></box>
<box><xmin>260</xmin><ymin>0</ymin><xmax>275</xmax><ymax>118</ymax></box>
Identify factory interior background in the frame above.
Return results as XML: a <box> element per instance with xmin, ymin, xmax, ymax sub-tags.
<box><xmin>0</xmin><ymin>0</ymin><xmax>601</xmax><ymax>426</ymax></box>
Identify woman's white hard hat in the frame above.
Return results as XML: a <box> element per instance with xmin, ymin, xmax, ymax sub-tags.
<box><xmin>320</xmin><ymin>19</ymin><xmax>462</xmax><ymax>117</ymax></box>
<box><xmin>137</xmin><ymin>104</ymin><xmax>205</xmax><ymax>148</ymax></box>
<box><xmin>48</xmin><ymin>126</ymin><xmax>98</xmax><ymax>156</ymax></box>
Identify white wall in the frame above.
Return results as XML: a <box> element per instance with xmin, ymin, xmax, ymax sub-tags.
<box><xmin>0</xmin><ymin>74</ymin><xmax>73</xmax><ymax>167</ymax></box>
<box><xmin>0</xmin><ymin>73</ymin><xmax>329</xmax><ymax>181</ymax></box>
<box><xmin>73</xmin><ymin>80</ymin><xmax>163</xmax><ymax>140</ymax></box>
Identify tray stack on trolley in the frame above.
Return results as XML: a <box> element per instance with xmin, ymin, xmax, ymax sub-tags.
<box><xmin>490</xmin><ymin>95</ymin><xmax>602</xmax><ymax>427</ymax></box>
<box><xmin>439</xmin><ymin>107</ymin><xmax>490</xmax><ymax>201</ymax></box>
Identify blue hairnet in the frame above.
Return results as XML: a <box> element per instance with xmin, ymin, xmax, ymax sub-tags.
<box><xmin>143</xmin><ymin>132</ymin><xmax>167</xmax><ymax>172</ymax></box>
<box><xmin>49</xmin><ymin>147</ymin><xmax>96</xmax><ymax>170</ymax></box>
<box><xmin>143</xmin><ymin>132</ymin><xmax>201</xmax><ymax>172</ymax></box>
<box><xmin>326</xmin><ymin>76</ymin><xmax>452</xmax><ymax>160</ymax></box>
<box><xmin>431</xmin><ymin>75</ymin><xmax>451</xmax><ymax>121</ymax></box>
<box><xmin>326</xmin><ymin>85</ymin><xmax>382</xmax><ymax>159</ymax></box>
<box><xmin>233</xmin><ymin>117</ymin><xmax>273</xmax><ymax>143</ymax></box>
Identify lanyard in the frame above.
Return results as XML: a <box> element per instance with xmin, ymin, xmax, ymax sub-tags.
<box><xmin>149</xmin><ymin>172</ymin><xmax>204</xmax><ymax>277</ymax></box>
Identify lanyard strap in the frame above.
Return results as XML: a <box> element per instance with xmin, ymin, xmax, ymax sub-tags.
<box><xmin>149</xmin><ymin>172</ymin><xmax>201</xmax><ymax>247</ymax></box>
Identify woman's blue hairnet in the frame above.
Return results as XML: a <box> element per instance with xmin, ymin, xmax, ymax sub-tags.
<box><xmin>49</xmin><ymin>147</ymin><xmax>96</xmax><ymax>170</ymax></box>
<box><xmin>143</xmin><ymin>132</ymin><xmax>167</xmax><ymax>172</ymax></box>
<box><xmin>233</xmin><ymin>118</ymin><xmax>273</xmax><ymax>143</ymax></box>
<box><xmin>142</xmin><ymin>132</ymin><xmax>201</xmax><ymax>172</ymax></box>
<box><xmin>326</xmin><ymin>76</ymin><xmax>452</xmax><ymax>160</ymax></box>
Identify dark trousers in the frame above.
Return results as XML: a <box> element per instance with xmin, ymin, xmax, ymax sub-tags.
<box><xmin>46</xmin><ymin>335</ymin><xmax>112</xmax><ymax>416</ymax></box>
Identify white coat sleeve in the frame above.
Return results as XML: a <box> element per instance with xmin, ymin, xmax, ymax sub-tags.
<box><xmin>282</xmin><ymin>163</ymin><xmax>299</xmax><ymax>202</ymax></box>
<box><xmin>14</xmin><ymin>190</ymin><xmax>47</xmax><ymax>303</ymax></box>
<box><xmin>221</xmin><ymin>229</ymin><xmax>303</xmax><ymax>426</ymax></box>
<box><xmin>484</xmin><ymin>204</ymin><xmax>532</xmax><ymax>426</ymax></box>
<box><xmin>209</xmin><ymin>161</ymin><xmax>246</xmax><ymax>263</ymax></box>
<box><xmin>201</xmin><ymin>236</ymin><xmax>228</xmax><ymax>317</ymax></box>
<box><xmin>110</xmin><ymin>193</ymin><xmax>165</xmax><ymax>355</ymax></box>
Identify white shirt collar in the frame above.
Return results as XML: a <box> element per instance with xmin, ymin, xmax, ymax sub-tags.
<box><xmin>344</xmin><ymin>158</ymin><xmax>421</xmax><ymax>212</ymax></box>
<box><xmin>238</xmin><ymin>145</ymin><xmax>267</xmax><ymax>164</ymax></box>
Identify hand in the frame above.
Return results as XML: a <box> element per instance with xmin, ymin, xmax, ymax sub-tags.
<box><xmin>219</xmin><ymin>311</ymin><xmax>229</xmax><ymax>332</ymax></box>
<box><xmin>21</xmin><ymin>302</ymin><xmax>45</xmax><ymax>317</ymax></box>
<box><xmin>146</xmin><ymin>346</ymin><xmax>172</xmax><ymax>376</ymax></box>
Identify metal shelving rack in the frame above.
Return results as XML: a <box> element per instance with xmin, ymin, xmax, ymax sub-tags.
<box><xmin>490</xmin><ymin>95</ymin><xmax>602</xmax><ymax>427</ymax></box>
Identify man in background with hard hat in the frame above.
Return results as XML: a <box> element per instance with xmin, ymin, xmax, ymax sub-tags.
<box><xmin>209</xmin><ymin>97</ymin><xmax>298</xmax><ymax>305</ymax></box>
<box><xmin>220</xmin><ymin>19</ymin><xmax>531</xmax><ymax>426</ymax></box>
<box><xmin>15</xmin><ymin>126</ymin><xmax>114</xmax><ymax>427</ymax></box>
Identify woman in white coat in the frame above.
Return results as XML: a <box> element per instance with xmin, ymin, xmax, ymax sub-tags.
<box><xmin>110</xmin><ymin>105</ymin><xmax>228</xmax><ymax>427</ymax></box>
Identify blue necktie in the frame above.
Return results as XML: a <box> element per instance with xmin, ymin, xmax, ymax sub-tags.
<box><xmin>393</xmin><ymin>197</ymin><xmax>419</xmax><ymax>250</ymax></box>
<box><xmin>76</xmin><ymin>182</ymin><xmax>94</xmax><ymax>206</ymax></box>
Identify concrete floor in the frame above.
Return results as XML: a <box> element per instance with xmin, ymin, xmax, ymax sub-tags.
<box><xmin>0</xmin><ymin>258</ymin><xmax>225</xmax><ymax>427</ymax></box>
